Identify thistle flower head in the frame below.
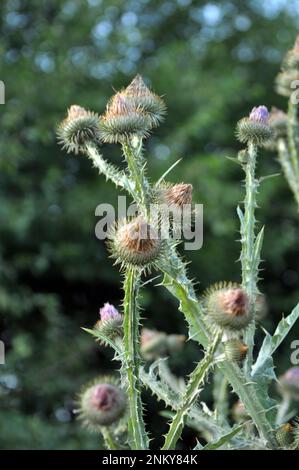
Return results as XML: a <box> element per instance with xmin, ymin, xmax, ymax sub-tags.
<box><xmin>57</xmin><ymin>105</ymin><xmax>101</xmax><ymax>154</ymax></box>
<box><xmin>236</xmin><ymin>105</ymin><xmax>273</xmax><ymax>145</ymax></box>
<box><xmin>204</xmin><ymin>282</ymin><xmax>252</xmax><ymax>331</ymax></box>
<box><xmin>109</xmin><ymin>217</ymin><xmax>163</xmax><ymax>268</ymax></box>
<box><xmin>224</xmin><ymin>339</ymin><xmax>248</xmax><ymax>364</ymax></box>
<box><xmin>99</xmin><ymin>91</ymin><xmax>151</xmax><ymax>144</ymax></box>
<box><xmin>276</xmin><ymin>423</ymin><xmax>294</xmax><ymax>448</ymax></box>
<box><xmin>94</xmin><ymin>303</ymin><xmax>123</xmax><ymax>342</ymax></box>
<box><xmin>249</xmin><ymin>106</ymin><xmax>269</xmax><ymax>124</ymax></box>
<box><xmin>78</xmin><ymin>377</ymin><xmax>126</xmax><ymax>430</ymax></box>
<box><xmin>279</xmin><ymin>367</ymin><xmax>299</xmax><ymax>400</ymax></box>
<box><xmin>124</xmin><ymin>74</ymin><xmax>167</xmax><ymax>128</ymax></box>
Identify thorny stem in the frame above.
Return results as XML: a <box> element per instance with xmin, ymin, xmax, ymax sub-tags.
<box><xmin>122</xmin><ymin>138</ymin><xmax>151</xmax><ymax>214</ymax></box>
<box><xmin>84</xmin><ymin>137</ymin><xmax>277</xmax><ymax>448</ymax></box>
<box><xmin>213</xmin><ymin>369</ymin><xmax>229</xmax><ymax>425</ymax></box>
<box><xmin>101</xmin><ymin>427</ymin><xmax>119</xmax><ymax>450</ymax></box>
<box><xmin>241</xmin><ymin>141</ymin><xmax>259</xmax><ymax>374</ymax></box>
<box><xmin>162</xmin><ymin>333</ymin><xmax>221</xmax><ymax>450</ymax></box>
<box><xmin>287</xmin><ymin>98</ymin><xmax>299</xmax><ymax>177</ymax></box>
<box><xmin>123</xmin><ymin>266</ymin><xmax>149</xmax><ymax>450</ymax></box>
<box><xmin>277</xmin><ymin>138</ymin><xmax>299</xmax><ymax>210</ymax></box>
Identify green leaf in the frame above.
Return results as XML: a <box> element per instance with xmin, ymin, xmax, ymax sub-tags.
<box><xmin>202</xmin><ymin>423</ymin><xmax>245</xmax><ymax>450</ymax></box>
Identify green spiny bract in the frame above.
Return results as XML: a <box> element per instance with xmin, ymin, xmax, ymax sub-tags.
<box><xmin>57</xmin><ymin>105</ymin><xmax>101</xmax><ymax>154</ymax></box>
<box><xmin>204</xmin><ymin>282</ymin><xmax>252</xmax><ymax>332</ymax></box>
<box><xmin>224</xmin><ymin>339</ymin><xmax>248</xmax><ymax>364</ymax></box>
<box><xmin>124</xmin><ymin>74</ymin><xmax>167</xmax><ymax>128</ymax></box>
<box><xmin>108</xmin><ymin>217</ymin><xmax>163</xmax><ymax>268</ymax></box>
<box><xmin>275</xmin><ymin>423</ymin><xmax>294</xmax><ymax>448</ymax></box>
<box><xmin>99</xmin><ymin>92</ymin><xmax>151</xmax><ymax>143</ymax></box>
<box><xmin>236</xmin><ymin>106</ymin><xmax>273</xmax><ymax>146</ymax></box>
<box><xmin>78</xmin><ymin>377</ymin><xmax>126</xmax><ymax>431</ymax></box>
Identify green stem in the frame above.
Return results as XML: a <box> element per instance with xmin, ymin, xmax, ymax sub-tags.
<box><xmin>287</xmin><ymin>98</ymin><xmax>299</xmax><ymax>176</ymax></box>
<box><xmin>213</xmin><ymin>369</ymin><xmax>229</xmax><ymax>425</ymax></box>
<box><xmin>277</xmin><ymin>138</ymin><xmax>299</xmax><ymax>210</ymax></box>
<box><xmin>101</xmin><ymin>427</ymin><xmax>119</xmax><ymax>450</ymax></box>
<box><xmin>218</xmin><ymin>361</ymin><xmax>276</xmax><ymax>448</ymax></box>
<box><xmin>241</xmin><ymin>141</ymin><xmax>259</xmax><ymax>374</ymax></box>
<box><xmin>85</xmin><ymin>142</ymin><xmax>135</xmax><ymax>197</ymax></box>
<box><xmin>122</xmin><ymin>138</ymin><xmax>150</xmax><ymax>214</ymax></box>
<box><xmin>162</xmin><ymin>333</ymin><xmax>221</xmax><ymax>450</ymax></box>
<box><xmin>123</xmin><ymin>266</ymin><xmax>149</xmax><ymax>450</ymax></box>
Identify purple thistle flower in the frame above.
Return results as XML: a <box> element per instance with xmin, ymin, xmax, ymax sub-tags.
<box><xmin>99</xmin><ymin>303</ymin><xmax>122</xmax><ymax>322</ymax></box>
<box><xmin>249</xmin><ymin>105</ymin><xmax>269</xmax><ymax>124</ymax></box>
<box><xmin>283</xmin><ymin>367</ymin><xmax>299</xmax><ymax>384</ymax></box>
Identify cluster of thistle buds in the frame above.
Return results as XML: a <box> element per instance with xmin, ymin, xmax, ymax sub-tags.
<box><xmin>58</xmin><ymin>74</ymin><xmax>166</xmax><ymax>152</ymax></box>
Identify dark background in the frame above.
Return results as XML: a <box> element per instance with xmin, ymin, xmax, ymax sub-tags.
<box><xmin>1</xmin><ymin>0</ymin><xmax>299</xmax><ymax>449</ymax></box>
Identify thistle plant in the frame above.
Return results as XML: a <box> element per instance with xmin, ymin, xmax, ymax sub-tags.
<box><xmin>58</xmin><ymin>69</ymin><xmax>299</xmax><ymax>450</ymax></box>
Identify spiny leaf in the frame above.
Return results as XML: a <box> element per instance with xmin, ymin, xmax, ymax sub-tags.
<box><xmin>202</xmin><ymin>423</ymin><xmax>245</xmax><ymax>450</ymax></box>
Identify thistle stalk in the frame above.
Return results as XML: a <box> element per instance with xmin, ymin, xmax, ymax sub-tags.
<box><xmin>287</xmin><ymin>98</ymin><xmax>299</xmax><ymax>176</ymax></box>
<box><xmin>162</xmin><ymin>333</ymin><xmax>221</xmax><ymax>450</ymax></box>
<box><xmin>101</xmin><ymin>427</ymin><xmax>119</xmax><ymax>450</ymax></box>
<box><xmin>240</xmin><ymin>141</ymin><xmax>259</xmax><ymax>373</ymax></box>
<box><xmin>277</xmin><ymin>138</ymin><xmax>299</xmax><ymax>209</ymax></box>
<box><xmin>123</xmin><ymin>266</ymin><xmax>149</xmax><ymax>449</ymax></box>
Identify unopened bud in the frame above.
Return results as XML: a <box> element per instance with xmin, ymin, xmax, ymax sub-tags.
<box><xmin>57</xmin><ymin>105</ymin><xmax>101</xmax><ymax>154</ymax></box>
<box><xmin>124</xmin><ymin>74</ymin><xmax>166</xmax><ymax>128</ymax></box>
<box><xmin>109</xmin><ymin>217</ymin><xmax>163</xmax><ymax>268</ymax></box>
<box><xmin>236</xmin><ymin>106</ymin><xmax>273</xmax><ymax>146</ymax></box>
<box><xmin>224</xmin><ymin>339</ymin><xmax>248</xmax><ymax>364</ymax></box>
<box><xmin>99</xmin><ymin>92</ymin><xmax>151</xmax><ymax>143</ymax></box>
<box><xmin>205</xmin><ymin>283</ymin><xmax>251</xmax><ymax>331</ymax></box>
<box><xmin>94</xmin><ymin>303</ymin><xmax>123</xmax><ymax>341</ymax></box>
<box><xmin>276</xmin><ymin>423</ymin><xmax>294</xmax><ymax>448</ymax></box>
<box><xmin>79</xmin><ymin>379</ymin><xmax>126</xmax><ymax>430</ymax></box>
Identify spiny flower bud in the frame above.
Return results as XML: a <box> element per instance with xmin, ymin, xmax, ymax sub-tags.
<box><xmin>275</xmin><ymin>70</ymin><xmax>299</xmax><ymax>97</ymax></box>
<box><xmin>57</xmin><ymin>105</ymin><xmax>101</xmax><ymax>154</ymax></box>
<box><xmin>78</xmin><ymin>378</ymin><xmax>126</xmax><ymax>430</ymax></box>
<box><xmin>109</xmin><ymin>217</ymin><xmax>163</xmax><ymax>268</ymax></box>
<box><xmin>94</xmin><ymin>303</ymin><xmax>123</xmax><ymax>341</ymax></box>
<box><xmin>124</xmin><ymin>74</ymin><xmax>167</xmax><ymax>128</ymax></box>
<box><xmin>99</xmin><ymin>92</ymin><xmax>151</xmax><ymax>144</ymax></box>
<box><xmin>279</xmin><ymin>367</ymin><xmax>299</xmax><ymax>400</ymax></box>
<box><xmin>204</xmin><ymin>283</ymin><xmax>252</xmax><ymax>331</ymax></box>
<box><xmin>162</xmin><ymin>183</ymin><xmax>193</xmax><ymax>207</ymax></box>
<box><xmin>276</xmin><ymin>423</ymin><xmax>294</xmax><ymax>448</ymax></box>
<box><xmin>236</xmin><ymin>106</ymin><xmax>273</xmax><ymax>146</ymax></box>
<box><xmin>224</xmin><ymin>339</ymin><xmax>248</xmax><ymax>364</ymax></box>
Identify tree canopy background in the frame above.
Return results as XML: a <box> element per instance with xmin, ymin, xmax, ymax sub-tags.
<box><xmin>1</xmin><ymin>0</ymin><xmax>299</xmax><ymax>449</ymax></box>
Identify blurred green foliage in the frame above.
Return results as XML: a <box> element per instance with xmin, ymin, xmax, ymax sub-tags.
<box><xmin>1</xmin><ymin>0</ymin><xmax>299</xmax><ymax>449</ymax></box>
